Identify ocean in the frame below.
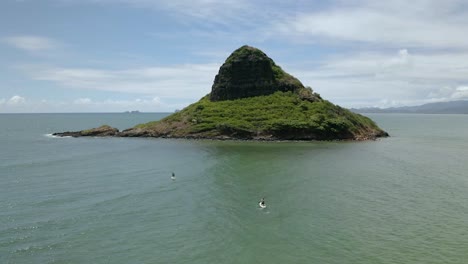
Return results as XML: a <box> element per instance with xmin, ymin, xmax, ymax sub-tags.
<box><xmin>1</xmin><ymin>113</ymin><xmax>468</xmax><ymax>263</ymax></box>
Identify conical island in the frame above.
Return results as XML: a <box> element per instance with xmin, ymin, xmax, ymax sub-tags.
<box><xmin>54</xmin><ymin>45</ymin><xmax>389</xmax><ymax>140</ymax></box>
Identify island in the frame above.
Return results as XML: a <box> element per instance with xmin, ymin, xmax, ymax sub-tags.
<box><xmin>54</xmin><ymin>45</ymin><xmax>389</xmax><ymax>141</ymax></box>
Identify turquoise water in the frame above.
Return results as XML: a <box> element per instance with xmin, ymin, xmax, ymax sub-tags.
<box><xmin>1</xmin><ymin>113</ymin><xmax>468</xmax><ymax>263</ymax></box>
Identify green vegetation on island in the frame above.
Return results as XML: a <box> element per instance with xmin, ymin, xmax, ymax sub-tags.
<box><xmin>127</xmin><ymin>91</ymin><xmax>385</xmax><ymax>140</ymax></box>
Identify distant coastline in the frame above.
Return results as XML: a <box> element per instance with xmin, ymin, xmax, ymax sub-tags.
<box><xmin>351</xmin><ymin>100</ymin><xmax>468</xmax><ymax>114</ymax></box>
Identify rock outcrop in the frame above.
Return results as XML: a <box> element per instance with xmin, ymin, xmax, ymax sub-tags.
<box><xmin>53</xmin><ymin>125</ymin><xmax>119</xmax><ymax>137</ymax></box>
<box><xmin>210</xmin><ymin>45</ymin><xmax>317</xmax><ymax>102</ymax></box>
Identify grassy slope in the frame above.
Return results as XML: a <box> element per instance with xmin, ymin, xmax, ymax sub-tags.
<box><xmin>134</xmin><ymin>91</ymin><xmax>386</xmax><ymax>140</ymax></box>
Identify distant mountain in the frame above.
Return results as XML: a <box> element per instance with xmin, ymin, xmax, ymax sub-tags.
<box><xmin>352</xmin><ymin>100</ymin><xmax>468</xmax><ymax>114</ymax></box>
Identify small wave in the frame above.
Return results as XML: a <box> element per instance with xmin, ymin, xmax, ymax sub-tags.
<box><xmin>13</xmin><ymin>244</ymin><xmax>52</xmax><ymax>254</ymax></box>
<box><xmin>13</xmin><ymin>225</ymin><xmax>39</xmax><ymax>231</ymax></box>
<box><xmin>0</xmin><ymin>234</ymin><xmax>31</xmax><ymax>247</ymax></box>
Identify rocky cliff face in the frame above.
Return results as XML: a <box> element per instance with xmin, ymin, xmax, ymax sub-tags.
<box><xmin>210</xmin><ymin>45</ymin><xmax>306</xmax><ymax>101</ymax></box>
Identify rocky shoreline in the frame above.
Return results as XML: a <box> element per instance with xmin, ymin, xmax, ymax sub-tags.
<box><xmin>53</xmin><ymin>125</ymin><xmax>389</xmax><ymax>141</ymax></box>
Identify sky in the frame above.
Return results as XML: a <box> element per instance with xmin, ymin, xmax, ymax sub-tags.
<box><xmin>1</xmin><ymin>0</ymin><xmax>468</xmax><ymax>113</ymax></box>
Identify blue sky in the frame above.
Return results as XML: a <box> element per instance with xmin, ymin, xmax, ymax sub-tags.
<box><xmin>1</xmin><ymin>0</ymin><xmax>468</xmax><ymax>112</ymax></box>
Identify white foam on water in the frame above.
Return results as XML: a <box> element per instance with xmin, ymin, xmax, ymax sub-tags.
<box><xmin>43</xmin><ymin>133</ymin><xmax>71</xmax><ymax>138</ymax></box>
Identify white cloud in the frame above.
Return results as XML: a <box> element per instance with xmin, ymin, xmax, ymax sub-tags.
<box><xmin>1</xmin><ymin>96</ymin><xmax>27</xmax><ymax>112</ymax></box>
<box><xmin>66</xmin><ymin>0</ymin><xmax>278</xmax><ymax>32</ymax></box>
<box><xmin>7</xmin><ymin>95</ymin><xmax>26</xmax><ymax>105</ymax></box>
<box><xmin>426</xmin><ymin>85</ymin><xmax>468</xmax><ymax>102</ymax></box>
<box><xmin>74</xmin><ymin>98</ymin><xmax>92</xmax><ymax>104</ymax></box>
<box><xmin>150</xmin><ymin>96</ymin><xmax>160</xmax><ymax>104</ymax></box>
<box><xmin>94</xmin><ymin>0</ymin><xmax>251</xmax><ymax>21</ymax></box>
<box><xmin>449</xmin><ymin>86</ymin><xmax>468</xmax><ymax>100</ymax></box>
<box><xmin>288</xmin><ymin>49</ymin><xmax>468</xmax><ymax>107</ymax></box>
<box><xmin>0</xmin><ymin>96</ymin><xmax>167</xmax><ymax>113</ymax></box>
<box><xmin>22</xmin><ymin>63</ymin><xmax>220</xmax><ymax>99</ymax></box>
<box><xmin>143</xmin><ymin>0</ymin><xmax>249</xmax><ymax>18</ymax></box>
<box><xmin>427</xmin><ymin>86</ymin><xmax>454</xmax><ymax>99</ymax></box>
<box><xmin>275</xmin><ymin>0</ymin><xmax>468</xmax><ymax>49</ymax></box>
<box><xmin>2</xmin><ymin>36</ymin><xmax>58</xmax><ymax>52</ymax></box>
<box><xmin>68</xmin><ymin>97</ymin><xmax>163</xmax><ymax>112</ymax></box>
<box><xmin>72</xmin><ymin>97</ymin><xmax>161</xmax><ymax>107</ymax></box>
